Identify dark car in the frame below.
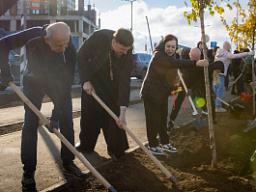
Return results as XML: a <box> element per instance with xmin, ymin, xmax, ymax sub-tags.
<box><xmin>131</xmin><ymin>53</ymin><xmax>152</xmax><ymax>80</ymax></box>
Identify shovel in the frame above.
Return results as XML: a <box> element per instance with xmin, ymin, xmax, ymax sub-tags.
<box><xmin>215</xmin><ymin>97</ymin><xmax>245</xmax><ymax>116</ymax></box>
<box><xmin>177</xmin><ymin>70</ymin><xmax>207</xmax><ymax>130</ymax></box>
<box><xmin>227</xmin><ymin>73</ymin><xmax>243</xmax><ymax>91</ymax></box>
<box><xmin>92</xmin><ymin>92</ymin><xmax>178</xmax><ymax>184</ymax></box>
<box><xmin>9</xmin><ymin>82</ymin><xmax>117</xmax><ymax>192</ymax></box>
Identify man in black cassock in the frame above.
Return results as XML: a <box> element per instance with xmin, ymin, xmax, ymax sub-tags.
<box><xmin>76</xmin><ymin>28</ymin><xmax>134</xmax><ymax>160</ymax></box>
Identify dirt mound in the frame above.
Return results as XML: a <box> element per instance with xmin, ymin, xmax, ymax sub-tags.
<box><xmin>50</xmin><ymin>99</ymin><xmax>256</xmax><ymax>192</ymax></box>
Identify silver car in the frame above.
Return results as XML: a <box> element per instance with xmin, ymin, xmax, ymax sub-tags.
<box><xmin>131</xmin><ymin>53</ymin><xmax>152</xmax><ymax>80</ymax></box>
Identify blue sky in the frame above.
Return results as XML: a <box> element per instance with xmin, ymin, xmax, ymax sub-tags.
<box><xmin>86</xmin><ymin>0</ymin><xmax>248</xmax><ymax>53</ymax></box>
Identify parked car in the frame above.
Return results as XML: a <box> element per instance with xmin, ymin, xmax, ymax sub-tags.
<box><xmin>131</xmin><ymin>53</ymin><xmax>152</xmax><ymax>79</ymax></box>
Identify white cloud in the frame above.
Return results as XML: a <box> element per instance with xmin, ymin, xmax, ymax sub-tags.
<box><xmin>100</xmin><ymin>0</ymin><xmax>239</xmax><ymax>53</ymax></box>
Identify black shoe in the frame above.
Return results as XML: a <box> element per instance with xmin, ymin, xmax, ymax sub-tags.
<box><xmin>107</xmin><ymin>151</ymin><xmax>124</xmax><ymax>161</ymax></box>
<box><xmin>63</xmin><ymin>162</ymin><xmax>91</xmax><ymax>180</ymax></box>
<box><xmin>21</xmin><ymin>170</ymin><xmax>37</xmax><ymax>192</ymax></box>
<box><xmin>167</xmin><ymin>120</ymin><xmax>174</xmax><ymax>132</ymax></box>
<box><xmin>75</xmin><ymin>142</ymin><xmax>93</xmax><ymax>154</ymax></box>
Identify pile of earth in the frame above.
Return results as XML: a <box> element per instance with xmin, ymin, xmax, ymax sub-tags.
<box><xmin>50</xmin><ymin>98</ymin><xmax>256</xmax><ymax>192</ymax></box>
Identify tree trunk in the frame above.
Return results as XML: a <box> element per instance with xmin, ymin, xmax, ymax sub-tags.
<box><xmin>252</xmin><ymin>24</ymin><xmax>255</xmax><ymax>116</ymax></box>
<box><xmin>199</xmin><ymin>0</ymin><xmax>217</xmax><ymax>166</ymax></box>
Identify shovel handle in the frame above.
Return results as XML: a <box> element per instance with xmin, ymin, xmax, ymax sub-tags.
<box><xmin>91</xmin><ymin>92</ymin><xmax>177</xmax><ymax>183</ymax></box>
<box><xmin>227</xmin><ymin>73</ymin><xmax>243</xmax><ymax>91</ymax></box>
<box><xmin>177</xmin><ymin>70</ymin><xmax>198</xmax><ymax>114</ymax></box>
<box><xmin>216</xmin><ymin>97</ymin><xmax>230</xmax><ymax>107</ymax></box>
<box><xmin>9</xmin><ymin>82</ymin><xmax>115</xmax><ymax>191</ymax></box>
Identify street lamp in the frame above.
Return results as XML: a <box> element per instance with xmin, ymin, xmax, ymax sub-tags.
<box><xmin>122</xmin><ymin>0</ymin><xmax>136</xmax><ymax>33</ymax></box>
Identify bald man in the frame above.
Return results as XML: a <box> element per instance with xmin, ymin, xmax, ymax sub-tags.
<box><xmin>168</xmin><ymin>47</ymin><xmax>224</xmax><ymax>130</ymax></box>
<box><xmin>0</xmin><ymin>22</ymin><xmax>87</xmax><ymax>191</ymax></box>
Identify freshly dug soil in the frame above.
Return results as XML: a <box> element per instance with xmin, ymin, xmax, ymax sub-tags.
<box><xmin>49</xmin><ymin>99</ymin><xmax>256</xmax><ymax>192</ymax></box>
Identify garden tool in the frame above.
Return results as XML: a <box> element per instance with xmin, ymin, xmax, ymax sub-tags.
<box><xmin>177</xmin><ymin>69</ymin><xmax>208</xmax><ymax>130</ymax></box>
<box><xmin>9</xmin><ymin>82</ymin><xmax>117</xmax><ymax>192</ymax></box>
<box><xmin>227</xmin><ymin>73</ymin><xmax>243</xmax><ymax>91</ymax></box>
<box><xmin>92</xmin><ymin>92</ymin><xmax>178</xmax><ymax>184</ymax></box>
<box><xmin>216</xmin><ymin>97</ymin><xmax>245</xmax><ymax>117</ymax></box>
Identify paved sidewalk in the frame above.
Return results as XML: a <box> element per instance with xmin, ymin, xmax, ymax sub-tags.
<box><xmin>0</xmin><ymin>83</ymin><xmax>239</xmax><ymax>192</ymax></box>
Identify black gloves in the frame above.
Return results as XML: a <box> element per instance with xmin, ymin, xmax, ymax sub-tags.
<box><xmin>45</xmin><ymin>120</ymin><xmax>59</xmax><ymax>133</ymax></box>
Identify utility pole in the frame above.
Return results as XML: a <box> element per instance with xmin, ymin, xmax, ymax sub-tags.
<box><xmin>20</xmin><ymin>0</ymin><xmax>27</xmax><ymax>89</ymax></box>
<box><xmin>122</xmin><ymin>0</ymin><xmax>136</xmax><ymax>33</ymax></box>
<box><xmin>146</xmin><ymin>16</ymin><xmax>153</xmax><ymax>53</ymax></box>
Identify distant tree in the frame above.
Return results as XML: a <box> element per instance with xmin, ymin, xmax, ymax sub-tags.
<box><xmin>183</xmin><ymin>0</ymin><xmax>232</xmax><ymax>167</ymax></box>
<box><xmin>221</xmin><ymin>1</ymin><xmax>256</xmax><ymax>115</ymax></box>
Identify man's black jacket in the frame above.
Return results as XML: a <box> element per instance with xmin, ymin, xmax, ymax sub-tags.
<box><xmin>77</xmin><ymin>29</ymin><xmax>133</xmax><ymax>107</ymax></box>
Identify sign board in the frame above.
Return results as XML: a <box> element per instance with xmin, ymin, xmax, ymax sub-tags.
<box><xmin>210</xmin><ymin>41</ymin><xmax>217</xmax><ymax>48</ymax></box>
<box><xmin>205</xmin><ymin>34</ymin><xmax>210</xmax><ymax>43</ymax></box>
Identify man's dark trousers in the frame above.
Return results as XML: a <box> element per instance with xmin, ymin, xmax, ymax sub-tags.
<box><xmin>21</xmin><ymin>77</ymin><xmax>75</xmax><ymax>172</ymax></box>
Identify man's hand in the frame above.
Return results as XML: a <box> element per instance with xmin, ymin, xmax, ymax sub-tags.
<box><xmin>116</xmin><ymin>107</ymin><xmax>127</xmax><ymax>128</ymax></box>
<box><xmin>45</xmin><ymin>120</ymin><xmax>59</xmax><ymax>133</ymax></box>
<box><xmin>83</xmin><ymin>81</ymin><xmax>95</xmax><ymax>95</ymax></box>
<box><xmin>196</xmin><ymin>59</ymin><xmax>209</xmax><ymax>67</ymax></box>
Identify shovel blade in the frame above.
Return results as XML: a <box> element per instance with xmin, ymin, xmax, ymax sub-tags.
<box><xmin>233</xmin><ymin>104</ymin><xmax>245</xmax><ymax>112</ymax></box>
<box><xmin>193</xmin><ymin>116</ymin><xmax>208</xmax><ymax>130</ymax></box>
<box><xmin>230</xmin><ymin>104</ymin><xmax>245</xmax><ymax>117</ymax></box>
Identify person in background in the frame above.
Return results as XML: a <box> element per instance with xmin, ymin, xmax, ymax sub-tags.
<box><xmin>207</xmin><ymin>46</ymin><xmax>219</xmax><ymax>63</ymax></box>
<box><xmin>197</xmin><ymin>40</ymin><xmax>210</xmax><ymax>60</ymax></box>
<box><xmin>225</xmin><ymin>63</ymin><xmax>232</xmax><ymax>90</ymax></box>
<box><xmin>76</xmin><ymin>28</ymin><xmax>134</xmax><ymax>161</ymax></box>
<box><xmin>197</xmin><ymin>41</ymin><xmax>204</xmax><ymax>59</ymax></box>
<box><xmin>230</xmin><ymin>50</ymin><xmax>244</xmax><ymax>95</ymax></box>
<box><xmin>168</xmin><ymin>48</ymin><xmax>224</xmax><ymax>130</ymax></box>
<box><xmin>0</xmin><ymin>22</ymin><xmax>88</xmax><ymax>192</ymax></box>
<box><xmin>140</xmin><ymin>34</ymin><xmax>209</xmax><ymax>155</ymax></box>
<box><xmin>242</xmin><ymin>49</ymin><xmax>254</xmax><ymax>94</ymax></box>
<box><xmin>213</xmin><ymin>41</ymin><xmax>254</xmax><ymax>112</ymax></box>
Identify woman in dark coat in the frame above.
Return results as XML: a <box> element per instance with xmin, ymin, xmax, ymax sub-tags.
<box><xmin>140</xmin><ymin>34</ymin><xmax>209</xmax><ymax>155</ymax></box>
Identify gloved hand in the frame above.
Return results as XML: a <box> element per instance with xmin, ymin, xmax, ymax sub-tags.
<box><xmin>45</xmin><ymin>120</ymin><xmax>59</xmax><ymax>133</ymax></box>
<box><xmin>248</xmin><ymin>51</ymin><xmax>255</xmax><ymax>56</ymax></box>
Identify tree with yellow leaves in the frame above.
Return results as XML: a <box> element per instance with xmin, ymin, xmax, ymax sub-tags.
<box><xmin>221</xmin><ymin>0</ymin><xmax>256</xmax><ymax>115</ymax></box>
<box><xmin>183</xmin><ymin>0</ymin><xmax>232</xmax><ymax>166</ymax></box>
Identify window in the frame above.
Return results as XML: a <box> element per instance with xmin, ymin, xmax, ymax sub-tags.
<box><xmin>32</xmin><ymin>3</ymin><xmax>40</xmax><ymax>8</ymax></box>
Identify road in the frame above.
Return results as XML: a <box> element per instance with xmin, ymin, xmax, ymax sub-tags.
<box><xmin>0</xmin><ymin>78</ymin><xmax>239</xmax><ymax>192</ymax></box>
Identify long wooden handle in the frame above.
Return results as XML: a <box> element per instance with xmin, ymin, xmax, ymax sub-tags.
<box><xmin>92</xmin><ymin>92</ymin><xmax>177</xmax><ymax>183</ymax></box>
<box><xmin>177</xmin><ymin>69</ymin><xmax>198</xmax><ymax>114</ymax></box>
<box><xmin>216</xmin><ymin>96</ymin><xmax>230</xmax><ymax>107</ymax></box>
<box><xmin>227</xmin><ymin>73</ymin><xmax>243</xmax><ymax>90</ymax></box>
<box><xmin>9</xmin><ymin>82</ymin><xmax>116</xmax><ymax>191</ymax></box>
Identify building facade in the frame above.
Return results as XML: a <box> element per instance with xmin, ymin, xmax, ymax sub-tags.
<box><xmin>0</xmin><ymin>0</ymin><xmax>100</xmax><ymax>49</ymax></box>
